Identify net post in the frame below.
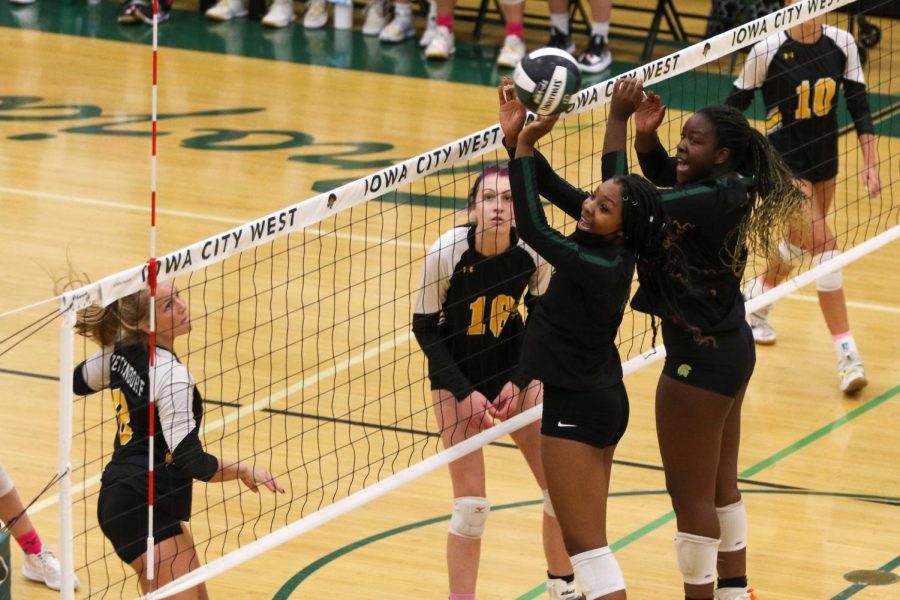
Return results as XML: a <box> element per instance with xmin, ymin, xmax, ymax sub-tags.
<box><xmin>57</xmin><ymin>301</ymin><xmax>76</xmax><ymax>600</ymax></box>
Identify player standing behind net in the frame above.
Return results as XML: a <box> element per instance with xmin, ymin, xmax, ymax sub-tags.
<box><xmin>72</xmin><ymin>280</ymin><xmax>284</xmax><ymax>598</ymax></box>
<box><xmin>615</xmin><ymin>81</ymin><xmax>806</xmax><ymax>600</ymax></box>
<box><xmin>725</xmin><ymin>0</ymin><xmax>882</xmax><ymax>394</ymax></box>
<box><xmin>412</xmin><ymin>165</ymin><xmax>584</xmax><ymax>600</ymax></box>
<box><xmin>500</xmin><ymin>78</ymin><xmax>678</xmax><ymax>600</ymax></box>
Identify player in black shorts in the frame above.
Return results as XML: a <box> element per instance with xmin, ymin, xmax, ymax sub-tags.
<box><xmin>412</xmin><ymin>164</ymin><xmax>583</xmax><ymax>600</ymax></box>
<box><xmin>73</xmin><ymin>280</ymin><xmax>284</xmax><ymax>597</ymax></box>
<box><xmin>500</xmin><ymin>78</ymin><xmax>677</xmax><ymax>600</ymax></box>
<box><xmin>613</xmin><ymin>81</ymin><xmax>806</xmax><ymax>600</ymax></box>
<box><xmin>726</xmin><ymin>0</ymin><xmax>881</xmax><ymax>394</ymax></box>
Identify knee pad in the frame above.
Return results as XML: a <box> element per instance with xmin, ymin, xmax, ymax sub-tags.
<box><xmin>448</xmin><ymin>496</ymin><xmax>490</xmax><ymax>539</ymax></box>
<box><xmin>812</xmin><ymin>250</ymin><xmax>843</xmax><ymax>291</ymax></box>
<box><xmin>778</xmin><ymin>239</ymin><xmax>805</xmax><ymax>270</ymax></box>
<box><xmin>542</xmin><ymin>489</ymin><xmax>556</xmax><ymax>518</ymax></box>
<box><xmin>716</xmin><ymin>500</ymin><xmax>747</xmax><ymax>552</ymax></box>
<box><xmin>0</xmin><ymin>462</ymin><xmax>13</xmax><ymax>497</ymax></box>
<box><xmin>674</xmin><ymin>531</ymin><xmax>720</xmax><ymax>585</ymax></box>
<box><xmin>571</xmin><ymin>546</ymin><xmax>626</xmax><ymax>599</ymax></box>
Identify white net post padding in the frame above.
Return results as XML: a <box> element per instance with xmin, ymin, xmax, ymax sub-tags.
<box><xmin>58</xmin><ymin>303</ymin><xmax>76</xmax><ymax>600</ymax></box>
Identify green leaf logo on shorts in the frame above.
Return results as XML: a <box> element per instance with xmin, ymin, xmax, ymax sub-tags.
<box><xmin>677</xmin><ymin>364</ymin><xmax>692</xmax><ymax>378</ymax></box>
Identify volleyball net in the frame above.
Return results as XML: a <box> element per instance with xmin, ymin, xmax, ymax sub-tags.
<box><xmin>10</xmin><ymin>0</ymin><xmax>891</xmax><ymax>596</ymax></box>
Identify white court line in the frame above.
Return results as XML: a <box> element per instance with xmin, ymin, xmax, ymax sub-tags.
<box><xmin>30</xmin><ymin>329</ymin><xmax>414</xmax><ymax>515</ymax></box>
<box><xmin>786</xmin><ymin>293</ymin><xmax>900</xmax><ymax>315</ymax></box>
<box><xmin>0</xmin><ymin>185</ymin><xmax>427</xmax><ymax>250</ymax></box>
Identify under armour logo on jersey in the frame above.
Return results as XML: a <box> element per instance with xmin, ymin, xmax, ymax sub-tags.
<box><xmin>461</xmin><ymin>266</ymin><xmax>475</xmax><ymax>273</ymax></box>
<box><xmin>784</xmin><ymin>51</ymin><xmax>794</xmax><ymax>60</ymax></box>
<box><xmin>677</xmin><ymin>364</ymin><xmax>692</xmax><ymax>378</ymax></box>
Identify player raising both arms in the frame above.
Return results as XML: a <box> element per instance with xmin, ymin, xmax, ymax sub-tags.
<box><xmin>726</xmin><ymin>0</ymin><xmax>881</xmax><ymax>393</ymax></box>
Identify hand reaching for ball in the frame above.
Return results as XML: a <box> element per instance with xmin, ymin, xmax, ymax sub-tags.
<box><xmin>498</xmin><ymin>78</ymin><xmax>527</xmax><ymax>150</ymax></box>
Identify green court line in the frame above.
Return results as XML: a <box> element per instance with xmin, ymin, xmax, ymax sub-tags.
<box><xmin>273</xmin><ymin>384</ymin><xmax>900</xmax><ymax>598</ymax></box>
<box><xmin>830</xmin><ymin>555</ymin><xmax>900</xmax><ymax>599</ymax></box>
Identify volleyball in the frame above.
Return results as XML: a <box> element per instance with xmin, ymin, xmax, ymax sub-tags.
<box><xmin>512</xmin><ymin>48</ymin><xmax>582</xmax><ymax>116</ymax></box>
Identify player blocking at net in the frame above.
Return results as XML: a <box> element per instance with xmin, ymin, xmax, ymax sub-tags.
<box><xmin>499</xmin><ymin>78</ymin><xmax>684</xmax><ymax>600</ymax></box>
<box><xmin>726</xmin><ymin>0</ymin><xmax>882</xmax><ymax>394</ymax></box>
<box><xmin>412</xmin><ymin>162</ymin><xmax>591</xmax><ymax>599</ymax></box>
<box><xmin>612</xmin><ymin>80</ymin><xmax>806</xmax><ymax>600</ymax></box>
<box><xmin>71</xmin><ymin>279</ymin><xmax>284</xmax><ymax>597</ymax></box>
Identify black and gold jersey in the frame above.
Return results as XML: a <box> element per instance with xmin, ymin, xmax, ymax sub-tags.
<box><xmin>727</xmin><ymin>25</ymin><xmax>874</xmax><ymax>179</ymax></box>
<box><xmin>412</xmin><ymin>224</ymin><xmax>550</xmax><ymax>401</ymax></box>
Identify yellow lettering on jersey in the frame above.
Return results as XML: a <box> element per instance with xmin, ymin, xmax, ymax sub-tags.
<box><xmin>467</xmin><ymin>296</ymin><xmax>486</xmax><ymax>335</ymax></box>
<box><xmin>795</xmin><ymin>77</ymin><xmax>837</xmax><ymax>120</ymax></box>
<box><xmin>489</xmin><ymin>295</ymin><xmax>516</xmax><ymax>338</ymax></box>
<box><xmin>110</xmin><ymin>389</ymin><xmax>134</xmax><ymax>446</ymax></box>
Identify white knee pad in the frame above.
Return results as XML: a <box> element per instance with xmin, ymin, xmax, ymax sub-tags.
<box><xmin>571</xmin><ymin>546</ymin><xmax>626</xmax><ymax>600</ymax></box>
<box><xmin>542</xmin><ymin>489</ymin><xmax>556</xmax><ymax>518</ymax></box>
<box><xmin>716</xmin><ymin>500</ymin><xmax>747</xmax><ymax>552</ymax></box>
<box><xmin>812</xmin><ymin>250</ymin><xmax>843</xmax><ymax>291</ymax></box>
<box><xmin>0</xmin><ymin>462</ymin><xmax>13</xmax><ymax>497</ymax></box>
<box><xmin>778</xmin><ymin>239</ymin><xmax>805</xmax><ymax>270</ymax></box>
<box><xmin>448</xmin><ymin>496</ymin><xmax>490</xmax><ymax>539</ymax></box>
<box><xmin>674</xmin><ymin>531</ymin><xmax>720</xmax><ymax>585</ymax></box>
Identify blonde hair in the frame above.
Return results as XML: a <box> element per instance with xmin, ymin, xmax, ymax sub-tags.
<box><xmin>74</xmin><ymin>289</ymin><xmax>150</xmax><ymax>347</ymax></box>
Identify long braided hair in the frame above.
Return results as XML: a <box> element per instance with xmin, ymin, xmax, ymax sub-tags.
<box><xmin>616</xmin><ymin>174</ymin><xmax>698</xmax><ymax>344</ymax></box>
<box><xmin>696</xmin><ymin>105</ymin><xmax>807</xmax><ymax>272</ymax></box>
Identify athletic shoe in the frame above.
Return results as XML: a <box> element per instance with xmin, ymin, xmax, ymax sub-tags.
<box><xmin>577</xmin><ymin>34</ymin><xmax>612</xmax><ymax>73</ymax></box>
<box><xmin>496</xmin><ymin>34</ymin><xmax>526</xmax><ymax>68</ymax></box>
<box><xmin>546</xmin><ymin>26</ymin><xmax>575</xmax><ymax>54</ymax></box>
<box><xmin>205</xmin><ymin>0</ymin><xmax>248</xmax><ymax>20</ymax></box>
<box><xmin>361</xmin><ymin>0</ymin><xmax>389</xmax><ymax>35</ymax></box>
<box><xmin>303</xmin><ymin>0</ymin><xmax>328</xmax><ymax>29</ymax></box>
<box><xmin>379</xmin><ymin>15</ymin><xmax>415</xmax><ymax>42</ymax></box>
<box><xmin>418</xmin><ymin>0</ymin><xmax>437</xmax><ymax>47</ymax></box>
<box><xmin>425</xmin><ymin>25</ymin><xmax>454</xmax><ymax>60</ymax></box>
<box><xmin>714</xmin><ymin>586</ymin><xmax>759</xmax><ymax>600</ymax></box>
<box><xmin>262</xmin><ymin>0</ymin><xmax>295</xmax><ymax>27</ymax></box>
<box><xmin>22</xmin><ymin>547</ymin><xmax>78</xmax><ymax>591</ymax></box>
<box><xmin>118</xmin><ymin>0</ymin><xmax>171</xmax><ymax>25</ymax></box>
<box><xmin>547</xmin><ymin>576</ymin><xmax>583</xmax><ymax>600</ymax></box>
<box><xmin>838</xmin><ymin>351</ymin><xmax>868</xmax><ymax>394</ymax></box>
<box><xmin>748</xmin><ymin>308</ymin><xmax>776</xmax><ymax>345</ymax></box>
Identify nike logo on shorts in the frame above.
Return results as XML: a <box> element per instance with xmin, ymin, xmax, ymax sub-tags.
<box><xmin>557</xmin><ymin>421</ymin><xmax>576</xmax><ymax>428</ymax></box>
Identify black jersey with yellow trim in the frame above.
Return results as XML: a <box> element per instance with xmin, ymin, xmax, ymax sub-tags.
<box><xmin>74</xmin><ymin>344</ymin><xmax>218</xmax><ymax>520</ymax></box>
<box><xmin>635</xmin><ymin>142</ymin><xmax>754</xmax><ymax>333</ymax></box>
<box><xmin>509</xmin><ymin>150</ymin><xmax>636</xmax><ymax>391</ymax></box>
<box><xmin>412</xmin><ymin>224</ymin><xmax>550</xmax><ymax>400</ymax></box>
<box><xmin>727</xmin><ymin>25</ymin><xmax>874</xmax><ymax>153</ymax></box>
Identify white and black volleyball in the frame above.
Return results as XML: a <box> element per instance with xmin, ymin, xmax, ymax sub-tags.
<box><xmin>512</xmin><ymin>48</ymin><xmax>582</xmax><ymax>116</ymax></box>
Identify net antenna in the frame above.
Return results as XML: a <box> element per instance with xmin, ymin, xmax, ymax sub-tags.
<box><xmin>47</xmin><ymin>0</ymin><xmax>896</xmax><ymax>596</ymax></box>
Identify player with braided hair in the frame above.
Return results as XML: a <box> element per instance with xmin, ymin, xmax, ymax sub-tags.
<box><xmin>499</xmin><ymin>78</ymin><xmax>684</xmax><ymax>600</ymax></box>
<box><xmin>73</xmin><ymin>280</ymin><xmax>284</xmax><ymax>597</ymax></box>
<box><xmin>613</xmin><ymin>80</ymin><xmax>806</xmax><ymax>600</ymax></box>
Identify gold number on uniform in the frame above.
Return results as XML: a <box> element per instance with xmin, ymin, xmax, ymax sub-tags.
<box><xmin>794</xmin><ymin>78</ymin><xmax>837</xmax><ymax>120</ymax></box>
<box><xmin>467</xmin><ymin>294</ymin><xmax>516</xmax><ymax>338</ymax></box>
<box><xmin>110</xmin><ymin>389</ymin><xmax>133</xmax><ymax>445</ymax></box>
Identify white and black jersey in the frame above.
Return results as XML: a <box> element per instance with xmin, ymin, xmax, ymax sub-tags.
<box><xmin>727</xmin><ymin>25</ymin><xmax>874</xmax><ymax>181</ymax></box>
<box><xmin>412</xmin><ymin>224</ymin><xmax>550</xmax><ymax>401</ymax></box>
<box><xmin>74</xmin><ymin>344</ymin><xmax>218</xmax><ymax>522</ymax></box>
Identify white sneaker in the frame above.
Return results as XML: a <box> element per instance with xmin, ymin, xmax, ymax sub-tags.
<box><xmin>22</xmin><ymin>547</ymin><xmax>78</xmax><ymax>591</ymax></box>
<box><xmin>418</xmin><ymin>0</ymin><xmax>437</xmax><ymax>47</ymax></box>
<box><xmin>547</xmin><ymin>576</ymin><xmax>583</xmax><ymax>600</ymax></box>
<box><xmin>205</xmin><ymin>0</ymin><xmax>249</xmax><ymax>20</ymax></box>
<box><xmin>361</xmin><ymin>0</ymin><xmax>388</xmax><ymax>35</ymax></box>
<box><xmin>379</xmin><ymin>15</ymin><xmax>415</xmax><ymax>42</ymax></box>
<box><xmin>424</xmin><ymin>25</ymin><xmax>454</xmax><ymax>59</ymax></box>
<box><xmin>714</xmin><ymin>586</ymin><xmax>758</xmax><ymax>600</ymax></box>
<box><xmin>497</xmin><ymin>34</ymin><xmax>526</xmax><ymax>68</ymax></box>
<box><xmin>303</xmin><ymin>0</ymin><xmax>328</xmax><ymax>28</ymax></box>
<box><xmin>748</xmin><ymin>308</ymin><xmax>776</xmax><ymax>345</ymax></box>
<box><xmin>838</xmin><ymin>352</ymin><xmax>868</xmax><ymax>394</ymax></box>
<box><xmin>262</xmin><ymin>0</ymin><xmax>296</xmax><ymax>27</ymax></box>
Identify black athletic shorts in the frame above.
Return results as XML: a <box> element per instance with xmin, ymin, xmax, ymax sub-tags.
<box><xmin>429</xmin><ymin>361</ymin><xmax>519</xmax><ymax>402</ymax></box>
<box><xmin>774</xmin><ymin>133</ymin><xmax>839</xmax><ymax>183</ymax></box>
<box><xmin>97</xmin><ymin>466</ymin><xmax>188</xmax><ymax>564</ymax></box>
<box><xmin>662</xmin><ymin>321</ymin><xmax>756</xmax><ymax>398</ymax></box>
<box><xmin>541</xmin><ymin>380</ymin><xmax>629</xmax><ymax>448</ymax></box>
